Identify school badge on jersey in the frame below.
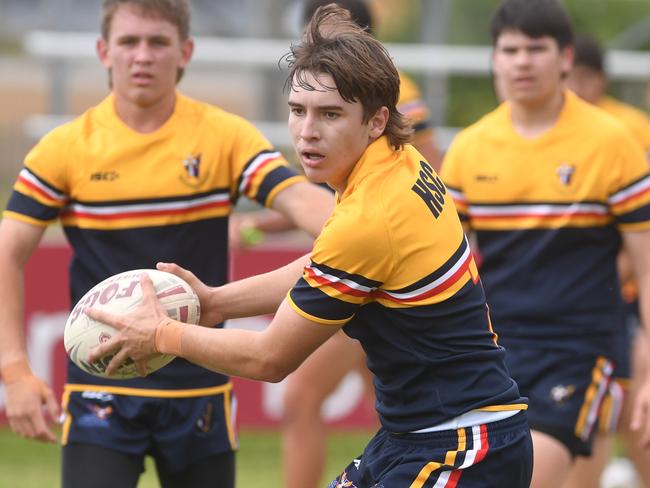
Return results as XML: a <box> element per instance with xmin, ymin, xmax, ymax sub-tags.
<box><xmin>556</xmin><ymin>164</ymin><xmax>576</xmax><ymax>186</ymax></box>
<box><xmin>180</xmin><ymin>153</ymin><xmax>209</xmax><ymax>188</ymax></box>
<box><xmin>183</xmin><ymin>154</ymin><xmax>202</xmax><ymax>178</ymax></box>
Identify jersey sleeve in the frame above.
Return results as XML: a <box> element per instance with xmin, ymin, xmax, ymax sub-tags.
<box><xmin>287</xmin><ymin>207</ymin><xmax>393</xmax><ymax>326</ymax></box>
<box><xmin>606</xmin><ymin>129</ymin><xmax>650</xmax><ymax>231</ymax></box>
<box><xmin>228</xmin><ymin>116</ymin><xmax>305</xmax><ymax>208</ymax></box>
<box><xmin>3</xmin><ymin>128</ymin><xmax>71</xmax><ymax>226</ymax></box>
<box><xmin>439</xmin><ymin>135</ymin><xmax>470</xmax><ymax>224</ymax></box>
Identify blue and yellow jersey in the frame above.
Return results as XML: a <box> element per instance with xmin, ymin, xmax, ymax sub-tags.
<box><xmin>288</xmin><ymin>136</ymin><xmax>524</xmax><ymax>433</ymax></box>
<box><xmin>4</xmin><ymin>93</ymin><xmax>304</xmax><ymax>391</ymax></box>
<box><xmin>398</xmin><ymin>72</ymin><xmax>434</xmax><ymax>145</ymax></box>
<box><xmin>441</xmin><ymin>91</ymin><xmax>650</xmax><ymax>355</ymax></box>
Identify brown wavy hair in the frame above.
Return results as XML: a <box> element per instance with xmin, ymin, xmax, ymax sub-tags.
<box><xmin>284</xmin><ymin>3</ymin><xmax>412</xmax><ymax>149</ymax></box>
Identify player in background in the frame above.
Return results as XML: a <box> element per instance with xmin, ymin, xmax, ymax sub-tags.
<box><xmin>85</xmin><ymin>5</ymin><xmax>533</xmax><ymax>487</ymax></box>
<box><xmin>567</xmin><ymin>35</ymin><xmax>650</xmax><ymax>158</ymax></box>
<box><xmin>440</xmin><ymin>1</ymin><xmax>650</xmax><ymax>487</ymax></box>
<box><xmin>563</xmin><ymin>33</ymin><xmax>650</xmax><ymax>488</ymax></box>
<box><xmin>0</xmin><ymin>1</ymin><xmax>333</xmax><ymax>487</ymax></box>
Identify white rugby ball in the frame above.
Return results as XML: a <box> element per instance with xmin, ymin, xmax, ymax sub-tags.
<box><xmin>64</xmin><ymin>269</ymin><xmax>201</xmax><ymax>379</ymax></box>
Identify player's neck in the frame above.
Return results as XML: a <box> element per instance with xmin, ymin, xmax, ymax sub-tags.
<box><xmin>509</xmin><ymin>89</ymin><xmax>565</xmax><ymax>139</ymax></box>
<box><xmin>113</xmin><ymin>91</ymin><xmax>177</xmax><ymax>134</ymax></box>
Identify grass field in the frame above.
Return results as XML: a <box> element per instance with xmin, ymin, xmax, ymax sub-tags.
<box><xmin>0</xmin><ymin>427</ymin><xmax>372</xmax><ymax>487</ymax></box>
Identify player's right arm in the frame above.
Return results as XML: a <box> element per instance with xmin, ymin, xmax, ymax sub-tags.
<box><xmin>0</xmin><ymin>217</ymin><xmax>59</xmax><ymax>443</ymax></box>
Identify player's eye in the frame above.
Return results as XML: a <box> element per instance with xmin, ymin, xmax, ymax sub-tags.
<box><xmin>324</xmin><ymin>112</ymin><xmax>339</xmax><ymax>119</ymax></box>
<box><xmin>119</xmin><ymin>37</ymin><xmax>138</xmax><ymax>46</ymax></box>
<box><xmin>150</xmin><ymin>37</ymin><xmax>170</xmax><ymax>47</ymax></box>
<box><xmin>290</xmin><ymin>107</ymin><xmax>304</xmax><ymax>116</ymax></box>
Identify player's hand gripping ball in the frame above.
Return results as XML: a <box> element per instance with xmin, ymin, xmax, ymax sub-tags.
<box><xmin>64</xmin><ymin>269</ymin><xmax>200</xmax><ymax>379</ymax></box>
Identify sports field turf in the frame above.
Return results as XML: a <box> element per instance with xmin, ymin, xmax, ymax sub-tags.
<box><xmin>0</xmin><ymin>427</ymin><xmax>371</xmax><ymax>487</ymax></box>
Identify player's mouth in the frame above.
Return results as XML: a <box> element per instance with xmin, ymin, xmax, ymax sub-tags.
<box><xmin>132</xmin><ymin>72</ymin><xmax>154</xmax><ymax>86</ymax></box>
<box><xmin>300</xmin><ymin>150</ymin><xmax>325</xmax><ymax>167</ymax></box>
<box><xmin>512</xmin><ymin>76</ymin><xmax>535</xmax><ymax>86</ymax></box>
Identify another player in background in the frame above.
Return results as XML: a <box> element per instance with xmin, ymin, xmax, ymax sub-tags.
<box><xmin>229</xmin><ymin>0</ymin><xmax>439</xmax><ymax>249</ymax></box>
<box><xmin>440</xmin><ymin>1</ymin><xmax>650</xmax><ymax>487</ymax></box>
<box><xmin>567</xmin><ymin>35</ymin><xmax>650</xmax><ymax>157</ymax></box>
<box><xmin>85</xmin><ymin>6</ymin><xmax>533</xmax><ymax>487</ymax></box>
<box><xmin>563</xmin><ymin>33</ymin><xmax>650</xmax><ymax>488</ymax></box>
<box><xmin>0</xmin><ymin>1</ymin><xmax>333</xmax><ymax>487</ymax></box>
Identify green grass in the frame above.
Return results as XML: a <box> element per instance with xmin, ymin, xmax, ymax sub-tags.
<box><xmin>0</xmin><ymin>427</ymin><xmax>371</xmax><ymax>487</ymax></box>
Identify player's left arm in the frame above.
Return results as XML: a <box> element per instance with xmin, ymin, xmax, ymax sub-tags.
<box><xmin>624</xmin><ymin>229</ymin><xmax>650</xmax><ymax>446</ymax></box>
<box><xmin>270</xmin><ymin>181</ymin><xmax>335</xmax><ymax>238</ymax></box>
<box><xmin>87</xmin><ymin>276</ymin><xmax>341</xmax><ymax>382</ymax></box>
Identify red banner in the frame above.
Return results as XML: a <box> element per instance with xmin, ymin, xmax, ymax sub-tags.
<box><xmin>0</xmin><ymin>244</ymin><xmax>375</xmax><ymax>428</ymax></box>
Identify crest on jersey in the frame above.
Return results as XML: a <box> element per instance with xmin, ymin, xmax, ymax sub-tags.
<box><xmin>556</xmin><ymin>164</ymin><xmax>576</xmax><ymax>186</ymax></box>
<box><xmin>180</xmin><ymin>153</ymin><xmax>209</xmax><ymax>188</ymax></box>
<box><xmin>183</xmin><ymin>154</ymin><xmax>202</xmax><ymax>178</ymax></box>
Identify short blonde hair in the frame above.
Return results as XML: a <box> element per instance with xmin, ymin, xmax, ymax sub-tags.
<box><xmin>101</xmin><ymin>0</ymin><xmax>191</xmax><ymax>41</ymax></box>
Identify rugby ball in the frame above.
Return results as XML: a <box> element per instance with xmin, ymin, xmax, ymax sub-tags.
<box><xmin>64</xmin><ymin>269</ymin><xmax>201</xmax><ymax>379</ymax></box>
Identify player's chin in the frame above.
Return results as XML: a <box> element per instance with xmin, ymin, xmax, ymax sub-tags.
<box><xmin>300</xmin><ymin>167</ymin><xmax>327</xmax><ymax>184</ymax></box>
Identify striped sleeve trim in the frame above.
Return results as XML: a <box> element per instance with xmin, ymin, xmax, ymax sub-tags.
<box><xmin>237</xmin><ymin>150</ymin><xmax>284</xmax><ymax>198</ymax></box>
<box><xmin>17</xmin><ymin>168</ymin><xmax>68</xmax><ymax>204</ymax></box>
<box><xmin>609</xmin><ymin>173</ymin><xmax>650</xmax><ymax>208</ymax></box>
<box><xmin>304</xmin><ymin>261</ymin><xmax>382</xmax><ymax>299</ymax></box>
<box><xmin>371</xmin><ymin>236</ymin><xmax>475</xmax><ymax>303</ymax></box>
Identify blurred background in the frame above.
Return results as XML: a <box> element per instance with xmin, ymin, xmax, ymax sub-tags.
<box><xmin>2</xmin><ymin>0</ymin><xmax>650</xmax><ymax>206</ymax></box>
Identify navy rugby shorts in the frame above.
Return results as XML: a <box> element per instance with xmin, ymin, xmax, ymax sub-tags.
<box><xmin>327</xmin><ymin>410</ymin><xmax>532</xmax><ymax>488</ymax></box>
<box><xmin>61</xmin><ymin>385</ymin><xmax>237</xmax><ymax>472</ymax></box>
<box><xmin>505</xmin><ymin>347</ymin><xmax>613</xmax><ymax>456</ymax></box>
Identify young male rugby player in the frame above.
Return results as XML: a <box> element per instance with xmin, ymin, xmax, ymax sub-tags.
<box><xmin>440</xmin><ymin>1</ymin><xmax>650</xmax><ymax>487</ymax></box>
<box><xmin>563</xmin><ymin>33</ymin><xmax>650</xmax><ymax>488</ymax></box>
<box><xmin>87</xmin><ymin>5</ymin><xmax>533</xmax><ymax>487</ymax></box>
<box><xmin>0</xmin><ymin>1</ymin><xmax>332</xmax><ymax>487</ymax></box>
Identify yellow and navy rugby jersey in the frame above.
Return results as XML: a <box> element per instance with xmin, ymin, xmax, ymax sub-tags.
<box><xmin>398</xmin><ymin>72</ymin><xmax>434</xmax><ymax>146</ymax></box>
<box><xmin>598</xmin><ymin>95</ymin><xmax>650</xmax><ymax>152</ymax></box>
<box><xmin>441</xmin><ymin>91</ymin><xmax>650</xmax><ymax>355</ymax></box>
<box><xmin>4</xmin><ymin>93</ymin><xmax>304</xmax><ymax>390</ymax></box>
<box><xmin>288</xmin><ymin>136</ymin><xmax>524</xmax><ymax>433</ymax></box>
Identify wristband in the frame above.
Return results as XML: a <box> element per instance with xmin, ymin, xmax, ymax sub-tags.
<box><xmin>0</xmin><ymin>358</ymin><xmax>32</xmax><ymax>384</ymax></box>
<box><xmin>154</xmin><ymin>319</ymin><xmax>185</xmax><ymax>357</ymax></box>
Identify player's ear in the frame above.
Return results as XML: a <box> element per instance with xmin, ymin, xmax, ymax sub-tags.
<box><xmin>96</xmin><ymin>37</ymin><xmax>111</xmax><ymax>69</ymax></box>
<box><xmin>560</xmin><ymin>44</ymin><xmax>574</xmax><ymax>78</ymax></box>
<box><xmin>368</xmin><ymin>106</ymin><xmax>389</xmax><ymax>140</ymax></box>
<box><xmin>179</xmin><ymin>37</ymin><xmax>194</xmax><ymax>69</ymax></box>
